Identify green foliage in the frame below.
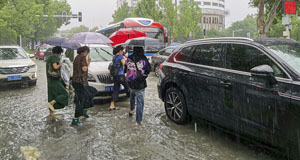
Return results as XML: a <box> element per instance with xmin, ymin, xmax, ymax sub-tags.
<box><xmin>0</xmin><ymin>0</ymin><xmax>71</xmax><ymax>46</ymax></box>
<box><xmin>112</xmin><ymin>2</ymin><xmax>131</xmax><ymax>23</ymax></box>
<box><xmin>132</xmin><ymin>0</ymin><xmax>162</xmax><ymax>21</ymax></box>
<box><xmin>173</xmin><ymin>0</ymin><xmax>202</xmax><ymax>42</ymax></box>
<box><xmin>59</xmin><ymin>25</ymin><xmax>90</xmax><ymax>38</ymax></box>
<box><xmin>225</xmin><ymin>15</ymin><xmax>258</xmax><ymax>38</ymax></box>
<box><xmin>159</xmin><ymin>0</ymin><xmax>178</xmax><ymax>40</ymax></box>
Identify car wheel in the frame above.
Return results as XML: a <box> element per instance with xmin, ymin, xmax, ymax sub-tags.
<box><xmin>164</xmin><ymin>87</ymin><xmax>189</xmax><ymax>124</ymax></box>
<box><xmin>154</xmin><ymin>65</ymin><xmax>160</xmax><ymax>77</ymax></box>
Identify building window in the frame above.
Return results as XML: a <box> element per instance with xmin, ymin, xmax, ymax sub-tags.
<box><xmin>203</xmin><ymin>17</ymin><xmax>206</xmax><ymax>23</ymax></box>
<box><xmin>195</xmin><ymin>2</ymin><xmax>201</xmax><ymax>5</ymax></box>
<box><xmin>209</xmin><ymin>17</ymin><xmax>211</xmax><ymax>24</ymax></box>
<box><xmin>204</xmin><ymin>2</ymin><xmax>211</xmax><ymax>6</ymax></box>
<box><xmin>213</xmin><ymin>3</ymin><xmax>218</xmax><ymax>6</ymax></box>
<box><xmin>219</xmin><ymin>4</ymin><xmax>225</xmax><ymax>8</ymax></box>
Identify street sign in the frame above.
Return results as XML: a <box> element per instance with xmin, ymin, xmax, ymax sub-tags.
<box><xmin>282</xmin><ymin>14</ymin><xmax>292</xmax><ymax>25</ymax></box>
<box><xmin>283</xmin><ymin>0</ymin><xmax>297</xmax><ymax>14</ymax></box>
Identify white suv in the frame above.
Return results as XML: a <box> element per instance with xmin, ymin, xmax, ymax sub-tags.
<box><xmin>0</xmin><ymin>45</ymin><xmax>38</xmax><ymax>86</ymax></box>
<box><xmin>63</xmin><ymin>44</ymin><xmax>125</xmax><ymax>98</ymax></box>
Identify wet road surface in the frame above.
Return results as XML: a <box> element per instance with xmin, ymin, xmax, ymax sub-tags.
<box><xmin>0</xmin><ymin>60</ymin><xmax>285</xmax><ymax>160</ymax></box>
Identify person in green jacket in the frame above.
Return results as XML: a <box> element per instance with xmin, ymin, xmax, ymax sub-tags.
<box><xmin>46</xmin><ymin>46</ymin><xmax>69</xmax><ymax>118</ymax></box>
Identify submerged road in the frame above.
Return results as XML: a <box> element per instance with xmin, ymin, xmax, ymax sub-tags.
<box><xmin>0</xmin><ymin>60</ymin><xmax>284</xmax><ymax>160</ymax></box>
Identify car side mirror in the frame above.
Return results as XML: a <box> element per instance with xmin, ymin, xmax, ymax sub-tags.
<box><xmin>250</xmin><ymin>65</ymin><xmax>277</xmax><ymax>86</ymax></box>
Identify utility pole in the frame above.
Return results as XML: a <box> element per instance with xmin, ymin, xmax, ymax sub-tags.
<box><xmin>282</xmin><ymin>0</ymin><xmax>297</xmax><ymax>39</ymax></box>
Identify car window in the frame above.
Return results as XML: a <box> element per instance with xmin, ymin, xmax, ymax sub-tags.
<box><xmin>65</xmin><ymin>49</ymin><xmax>74</xmax><ymax>62</ymax></box>
<box><xmin>0</xmin><ymin>48</ymin><xmax>27</xmax><ymax>60</ymax></box>
<box><xmin>190</xmin><ymin>44</ymin><xmax>224</xmax><ymax>68</ymax></box>
<box><xmin>226</xmin><ymin>44</ymin><xmax>287</xmax><ymax>78</ymax></box>
<box><xmin>175</xmin><ymin>46</ymin><xmax>194</xmax><ymax>62</ymax></box>
<box><xmin>89</xmin><ymin>47</ymin><xmax>113</xmax><ymax>62</ymax></box>
<box><xmin>158</xmin><ymin>49</ymin><xmax>166</xmax><ymax>56</ymax></box>
<box><xmin>163</xmin><ymin>48</ymin><xmax>174</xmax><ymax>56</ymax></box>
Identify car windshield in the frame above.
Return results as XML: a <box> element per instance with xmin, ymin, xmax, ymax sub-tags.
<box><xmin>268</xmin><ymin>44</ymin><xmax>300</xmax><ymax>75</ymax></box>
<box><xmin>40</xmin><ymin>48</ymin><xmax>47</xmax><ymax>52</ymax></box>
<box><xmin>0</xmin><ymin>48</ymin><xmax>27</xmax><ymax>60</ymax></box>
<box><xmin>89</xmin><ymin>47</ymin><xmax>113</xmax><ymax>62</ymax></box>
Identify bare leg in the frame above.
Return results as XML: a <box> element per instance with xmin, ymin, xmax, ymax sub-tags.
<box><xmin>109</xmin><ymin>101</ymin><xmax>115</xmax><ymax>110</ymax></box>
<box><xmin>47</xmin><ymin>100</ymin><xmax>56</xmax><ymax>117</ymax></box>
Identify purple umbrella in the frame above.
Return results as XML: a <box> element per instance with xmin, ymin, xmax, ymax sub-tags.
<box><xmin>45</xmin><ymin>37</ymin><xmax>67</xmax><ymax>46</ymax></box>
<box><xmin>69</xmin><ymin>32</ymin><xmax>113</xmax><ymax>44</ymax></box>
<box><xmin>61</xmin><ymin>40</ymin><xmax>81</xmax><ymax>50</ymax></box>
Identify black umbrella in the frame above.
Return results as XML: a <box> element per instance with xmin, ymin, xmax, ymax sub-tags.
<box><xmin>45</xmin><ymin>37</ymin><xmax>67</xmax><ymax>46</ymax></box>
<box><xmin>125</xmin><ymin>37</ymin><xmax>165</xmax><ymax>53</ymax></box>
<box><xmin>125</xmin><ymin>37</ymin><xmax>164</xmax><ymax>46</ymax></box>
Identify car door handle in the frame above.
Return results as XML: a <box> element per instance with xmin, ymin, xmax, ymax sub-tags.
<box><xmin>220</xmin><ymin>81</ymin><xmax>231</xmax><ymax>87</ymax></box>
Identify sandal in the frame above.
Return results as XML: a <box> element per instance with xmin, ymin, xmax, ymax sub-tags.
<box><xmin>108</xmin><ymin>106</ymin><xmax>116</xmax><ymax>111</ymax></box>
<box><xmin>129</xmin><ymin>110</ymin><xmax>134</xmax><ymax>116</ymax></box>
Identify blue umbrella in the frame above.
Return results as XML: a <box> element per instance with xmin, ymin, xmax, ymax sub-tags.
<box><xmin>45</xmin><ymin>37</ymin><xmax>67</xmax><ymax>46</ymax></box>
<box><xmin>169</xmin><ymin>42</ymin><xmax>181</xmax><ymax>46</ymax></box>
<box><xmin>69</xmin><ymin>32</ymin><xmax>113</xmax><ymax>44</ymax></box>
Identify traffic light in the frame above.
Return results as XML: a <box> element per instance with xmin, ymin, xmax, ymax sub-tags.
<box><xmin>78</xmin><ymin>12</ymin><xmax>82</xmax><ymax>22</ymax></box>
<box><xmin>62</xmin><ymin>11</ymin><xmax>67</xmax><ymax>22</ymax></box>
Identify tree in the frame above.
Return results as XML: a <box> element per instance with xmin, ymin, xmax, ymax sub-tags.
<box><xmin>250</xmin><ymin>0</ymin><xmax>300</xmax><ymax>38</ymax></box>
<box><xmin>0</xmin><ymin>0</ymin><xmax>71</xmax><ymax>47</ymax></box>
<box><xmin>225</xmin><ymin>14</ymin><xmax>258</xmax><ymax>38</ymax></box>
<box><xmin>159</xmin><ymin>0</ymin><xmax>178</xmax><ymax>41</ymax></box>
<box><xmin>174</xmin><ymin>0</ymin><xmax>202</xmax><ymax>41</ymax></box>
<box><xmin>132</xmin><ymin>0</ymin><xmax>162</xmax><ymax>21</ymax></box>
<box><xmin>60</xmin><ymin>25</ymin><xmax>90</xmax><ymax>38</ymax></box>
<box><xmin>112</xmin><ymin>2</ymin><xmax>131</xmax><ymax>23</ymax></box>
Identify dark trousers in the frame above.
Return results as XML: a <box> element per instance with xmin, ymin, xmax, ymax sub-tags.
<box><xmin>72</xmin><ymin>82</ymin><xmax>86</xmax><ymax>118</ymax></box>
<box><xmin>112</xmin><ymin>75</ymin><xmax>129</xmax><ymax>102</ymax></box>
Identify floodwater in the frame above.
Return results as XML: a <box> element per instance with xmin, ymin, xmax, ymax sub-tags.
<box><xmin>0</xmin><ymin>60</ymin><xmax>285</xmax><ymax>160</ymax></box>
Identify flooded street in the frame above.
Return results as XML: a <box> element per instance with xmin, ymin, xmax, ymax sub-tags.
<box><xmin>0</xmin><ymin>60</ymin><xmax>284</xmax><ymax>160</ymax></box>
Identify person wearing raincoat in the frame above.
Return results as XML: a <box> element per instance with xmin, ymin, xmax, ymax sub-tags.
<box><xmin>46</xmin><ymin>46</ymin><xmax>69</xmax><ymax>118</ymax></box>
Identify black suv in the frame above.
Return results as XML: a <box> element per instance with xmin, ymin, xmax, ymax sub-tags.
<box><xmin>158</xmin><ymin>38</ymin><xmax>300</xmax><ymax>159</ymax></box>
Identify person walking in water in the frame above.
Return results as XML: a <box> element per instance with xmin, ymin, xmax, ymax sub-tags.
<box><xmin>125</xmin><ymin>46</ymin><xmax>151</xmax><ymax>125</ymax></box>
<box><xmin>71</xmin><ymin>46</ymin><xmax>91</xmax><ymax>126</ymax></box>
<box><xmin>46</xmin><ymin>46</ymin><xmax>69</xmax><ymax>118</ymax></box>
<box><xmin>109</xmin><ymin>45</ymin><xmax>129</xmax><ymax>110</ymax></box>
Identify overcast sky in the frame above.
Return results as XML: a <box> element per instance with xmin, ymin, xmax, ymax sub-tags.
<box><xmin>60</xmin><ymin>0</ymin><xmax>257</xmax><ymax>30</ymax></box>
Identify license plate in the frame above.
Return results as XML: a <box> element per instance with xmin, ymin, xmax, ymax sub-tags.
<box><xmin>105</xmin><ymin>85</ymin><xmax>123</xmax><ymax>92</ymax></box>
<box><xmin>105</xmin><ymin>86</ymin><xmax>114</xmax><ymax>92</ymax></box>
<box><xmin>7</xmin><ymin>75</ymin><xmax>22</xmax><ymax>81</ymax></box>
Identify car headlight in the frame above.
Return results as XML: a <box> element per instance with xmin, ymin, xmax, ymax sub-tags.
<box><xmin>87</xmin><ymin>73</ymin><xmax>96</xmax><ymax>82</ymax></box>
<box><xmin>29</xmin><ymin>64</ymin><xmax>36</xmax><ymax>69</ymax></box>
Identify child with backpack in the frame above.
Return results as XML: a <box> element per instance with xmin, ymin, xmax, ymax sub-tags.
<box><xmin>125</xmin><ymin>46</ymin><xmax>151</xmax><ymax>125</ymax></box>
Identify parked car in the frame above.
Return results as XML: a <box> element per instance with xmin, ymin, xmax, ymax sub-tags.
<box><xmin>151</xmin><ymin>46</ymin><xmax>176</xmax><ymax>77</ymax></box>
<box><xmin>158</xmin><ymin>37</ymin><xmax>300</xmax><ymax>159</ymax></box>
<box><xmin>63</xmin><ymin>44</ymin><xmax>126</xmax><ymax>98</ymax></box>
<box><xmin>35</xmin><ymin>45</ymin><xmax>48</xmax><ymax>60</ymax></box>
<box><xmin>43</xmin><ymin>47</ymin><xmax>52</xmax><ymax>61</ymax></box>
<box><xmin>27</xmin><ymin>53</ymin><xmax>35</xmax><ymax>58</ymax></box>
<box><xmin>0</xmin><ymin>45</ymin><xmax>37</xmax><ymax>86</ymax></box>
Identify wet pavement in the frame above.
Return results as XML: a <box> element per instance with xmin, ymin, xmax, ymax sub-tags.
<box><xmin>0</xmin><ymin>60</ymin><xmax>285</xmax><ymax>160</ymax></box>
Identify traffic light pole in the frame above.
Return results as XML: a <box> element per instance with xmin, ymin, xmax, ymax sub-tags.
<box><xmin>36</xmin><ymin>12</ymin><xmax>82</xmax><ymax>22</ymax></box>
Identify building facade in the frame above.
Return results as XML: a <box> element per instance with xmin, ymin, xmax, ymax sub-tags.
<box><xmin>117</xmin><ymin>0</ymin><xmax>225</xmax><ymax>32</ymax></box>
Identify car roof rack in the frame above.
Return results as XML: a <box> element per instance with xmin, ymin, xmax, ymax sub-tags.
<box><xmin>185</xmin><ymin>37</ymin><xmax>254</xmax><ymax>44</ymax></box>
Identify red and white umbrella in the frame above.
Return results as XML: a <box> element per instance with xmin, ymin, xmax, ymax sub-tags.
<box><xmin>109</xmin><ymin>28</ymin><xmax>146</xmax><ymax>46</ymax></box>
